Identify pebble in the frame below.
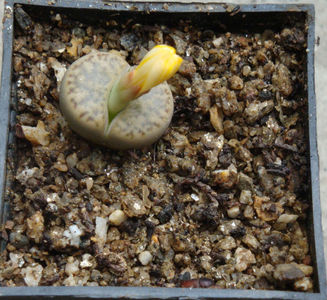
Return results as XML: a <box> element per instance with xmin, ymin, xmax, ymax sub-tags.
<box><xmin>63</xmin><ymin>225</ymin><xmax>83</xmax><ymax>247</ymax></box>
<box><xmin>277</xmin><ymin>214</ymin><xmax>298</xmax><ymax>223</ymax></box>
<box><xmin>227</xmin><ymin>206</ymin><xmax>240</xmax><ymax>218</ymax></box>
<box><xmin>243</xmin><ymin>205</ymin><xmax>254</xmax><ymax>219</ymax></box>
<box><xmin>242</xmin><ymin>65</ymin><xmax>251</xmax><ymax>76</ymax></box>
<box><xmin>138</xmin><ymin>250</ymin><xmax>153</xmax><ymax>266</ymax></box>
<box><xmin>219</xmin><ymin>220</ymin><xmax>242</xmax><ymax>235</ymax></box>
<box><xmin>234</xmin><ymin>247</ymin><xmax>256</xmax><ymax>272</ymax></box>
<box><xmin>65</xmin><ymin>257</ymin><xmax>79</xmax><ymax>275</ymax></box>
<box><xmin>48</xmin><ymin>57</ymin><xmax>67</xmax><ymax>87</ymax></box>
<box><xmin>217</xmin><ymin>236</ymin><xmax>236</xmax><ymax>250</ymax></box>
<box><xmin>238</xmin><ymin>173</ymin><xmax>253</xmax><ymax>190</ymax></box>
<box><xmin>16</xmin><ymin>167</ymin><xmax>41</xmax><ymax>186</ymax></box>
<box><xmin>273</xmin><ymin>263</ymin><xmax>305</xmax><ymax>281</ymax></box>
<box><xmin>95</xmin><ymin>217</ymin><xmax>108</xmax><ymax>245</ymax></box>
<box><xmin>9</xmin><ymin>253</ymin><xmax>25</xmax><ymax>268</ymax></box>
<box><xmin>109</xmin><ymin>209</ymin><xmax>127</xmax><ymax>226</ymax></box>
<box><xmin>229</xmin><ymin>75</ymin><xmax>244</xmax><ymax>90</ymax></box>
<box><xmin>296</xmin><ymin>264</ymin><xmax>313</xmax><ymax>276</ymax></box>
<box><xmin>122</xmin><ymin>192</ymin><xmax>148</xmax><ymax>217</ymax></box>
<box><xmin>239</xmin><ymin>190</ymin><xmax>252</xmax><ymax>204</ymax></box>
<box><xmin>9</xmin><ymin>232</ymin><xmax>29</xmax><ymax>248</ymax></box>
<box><xmin>272</xmin><ymin>63</ymin><xmax>293</xmax><ymax>96</ymax></box>
<box><xmin>81</xmin><ymin>177</ymin><xmax>94</xmax><ymax>191</ymax></box>
<box><xmin>200</xmin><ymin>255</ymin><xmax>212</xmax><ymax>272</ymax></box>
<box><xmin>294</xmin><ymin>277</ymin><xmax>313</xmax><ymax>291</ymax></box>
<box><xmin>21</xmin><ymin>121</ymin><xmax>50</xmax><ymax>146</ymax></box>
<box><xmin>80</xmin><ymin>254</ymin><xmax>94</xmax><ymax>268</ymax></box>
<box><xmin>66</xmin><ymin>152</ymin><xmax>78</xmax><ymax>169</ymax></box>
<box><xmin>53</xmin><ymin>162</ymin><xmax>68</xmax><ymax>172</ymax></box>
<box><xmin>212</xmin><ymin>37</ymin><xmax>224</xmax><ymax>48</ymax></box>
<box><xmin>26</xmin><ymin>211</ymin><xmax>44</xmax><ymax>243</ymax></box>
<box><xmin>21</xmin><ymin>264</ymin><xmax>43</xmax><ymax>286</ymax></box>
<box><xmin>242</xmin><ymin>234</ymin><xmax>260</xmax><ymax>250</ymax></box>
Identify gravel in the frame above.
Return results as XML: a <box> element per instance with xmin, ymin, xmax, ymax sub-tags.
<box><xmin>0</xmin><ymin>6</ymin><xmax>313</xmax><ymax>292</ymax></box>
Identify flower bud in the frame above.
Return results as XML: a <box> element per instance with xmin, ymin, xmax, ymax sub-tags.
<box><xmin>107</xmin><ymin>45</ymin><xmax>183</xmax><ymax>123</ymax></box>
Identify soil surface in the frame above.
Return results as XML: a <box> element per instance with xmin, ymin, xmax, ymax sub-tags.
<box><xmin>0</xmin><ymin>7</ymin><xmax>313</xmax><ymax>291</ymax></box>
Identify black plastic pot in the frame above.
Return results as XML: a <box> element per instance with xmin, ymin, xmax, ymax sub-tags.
<box><xmin>0</xmin><ymin>0</ymin><xmax>326</xmax><ymax>299</ymax></box>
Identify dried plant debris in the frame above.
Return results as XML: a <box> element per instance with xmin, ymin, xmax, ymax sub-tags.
<box><xmin>0</xmin><ymin>7</ymin><xmax>312</xmax><ymax>292</ymax></box>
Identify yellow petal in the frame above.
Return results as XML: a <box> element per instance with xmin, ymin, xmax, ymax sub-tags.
<box><xmin>132</xmin><ymin>45</ymin><xmax>183</xmax><ymax>97</ymax></box>
<box><xmin>107</xmin><ymin>45</ymin><xmax>183</xmax><ymax>124</ymax></box>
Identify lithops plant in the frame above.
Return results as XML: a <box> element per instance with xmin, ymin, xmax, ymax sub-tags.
<box><xmin>59</xmin><ymin>45</ymin><xmax>183</xmax><ymax>149</ymax></box>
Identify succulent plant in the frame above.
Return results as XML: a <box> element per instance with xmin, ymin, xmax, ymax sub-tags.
<box><xmin>59</xmin><ymin>45</ymin><xmax>182</xmax><ymax>149</ymax></box>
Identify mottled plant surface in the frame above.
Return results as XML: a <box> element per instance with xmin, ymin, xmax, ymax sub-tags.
<box><xmin>0</xmin><ymin>8</ymin><xmax>313</xmax><ymax>291</ymax></box>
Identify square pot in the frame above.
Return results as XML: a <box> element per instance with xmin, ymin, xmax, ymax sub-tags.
<box><xmin>0</xmin><ymin>1</ymin><xmax>326</xmax><ymax>299</ymax></box>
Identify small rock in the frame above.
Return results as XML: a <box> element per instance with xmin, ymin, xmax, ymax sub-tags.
<box><xmin>80</xmin><ymin>254</ymin><xmax>94</xmax><ymax>268</ymax></box>
<box><xmin>81</xmin><ymin>177</ymin><xmax>93</xmax><ymax>191</ymax></box>
<box><xmin>96</xmin><ymin>247</ymin><xmax>127</xmax><ymax>275</ymax></box>
<box><xmin>26</xmin><ymin>211</ymin><xmax>44</xmax><ymax>243</ymax></box>
<box><xmin>237</xmin><ymin>172</ymin><xmax>253</xmax><ymax>190</ymax></box>
<box><xmin>178</xmin><ymin>60</ymin><xmax>197</xmax><ymax>77</ymax></box>
<box><xmin>66</xmin><ymin>153</ymin><xmax>78</xmax><ymax>169</ymax></box>
<box><xmin>48</xmin><ymin>57</ymin><xmax>67</xmax><ymax>88</ymax></box>
<box><xmin>109</xmin><ymin>209</ymin><xmax>127</xmax><ymax>226</ymax></box>
<box><xmin>122</xmin><ymin>192</ymin><xmax>148</xmax><ymax>217</ymax></box>
<box><xmin>120</xmin><ymin>33</ymin><xmax>138</xmax><ymax>52</ymax></box>
<box><xmin>229</xmin><ymin>75</ymin><xmax>243</xmax><ymax>90</ymax></box>
<box><xmin>212</xmin><ymin>37</ymin><xmax>224</xmax><ymax>48</ymax></box>
<box><xmin>219</xmin><ymin>220</ymin><xmax>242</xmax><ymax>235</ymax></box>
<box><xmin>254</xmin><ymin>195</ymin><xmax>284</xmax><ymax>221</ymax></box>
<box><xmin>157</xmin><ymin>204</ymin><xmax>173</xmax><ymax>224</ymax></box>
<box><xmin>53</xmin><ymin>162</ymin><xmax>68</xmax><ymax>172</ymax></box>
<box><xmin>242</xmin><ymin>234</ymin><xmax>260</xmax><ymax>249</ymax></box>
<box><xmin>65</xmin><ymin>257</ymin><xmax>79</xmax><ymax>275</ymax></box>
<box><xmin>239</xmin><ymin>190</ymin><xmax>252</xmax><ymax>204</ymax></box>
<box><xmin>19</xmin><ymin>120</ymin><xmax>50</xmax><ymax>146</ymax></box>
<box><xmin>273</xmin><ymin>263</ymin><xmax>305</xmax><ymax>282</ymax></box>
<box><xmin>9</xmin><ymin>253</ymin><xmax>25</xmax><ymax>268</ymax></box>
<box><xmin>277</xmin><ymin>214</ymin><xmax>298</xmax><ymax>223</ymax></box>
<box><xmin>63</xmin><ymin>225</ymin><xmax>83</xmax><ymax>247</ymax></box>
<box><xmin>227</xmin><ymin>206</ymin><xmax>240</xmax><ymax>218</ymax></box>
<box><xmin>244</xmin><ymin>100</ymin><xmax>274</xmax><ymax>124</ymax></box>
<box><xmin>66</xmin><ymin>37</ymin><xmax>83</xmax><ymax>57</ymax></box>
<box><xmin>95</xmin><ymin>217</ymin><xmax>108</xmax><ymax>246</ymax></box>
<box><xmin>296</xmin><ymin>264</ymin><xmax>313</xmax><ymax>276</ymax></box>
<box><xmin>21</xmin><ymin>264</ymin><xmax>43</xmax><ymax>286</ymax></box>
<box><xmin>16</xmin><ymin>167</ymin><xmax>44</xmax><ymax>187</ymax></box>
<box><xmin>200</xmin><ymin>255</ymin><xmax>212</xmax><ymax>272</ymax></box>
<box><xmin>272</xmin><ymin>63</ymin><xmax>293</xmax><ymax>96</ymax></box>
<box><xmin>294</xmin><ymin>277</ymin><xmax>313</xmax><ymax>291</ymax></box>
<box><xmin>213</xmin><ymin>164</ymin><xmax>238</xmax><ymax>189</ymax></box>
<box><xmin>161</xmin><ymin>260</ymin><xmax>175</xmax><ymax>280</ymax></box>
<box><xmin>209</xmin><ymin>105</ymin><xmax>224</xmax><ymax>134</ymax></box>
<box><xmin>138</xmin><ymin>251</ymin><xmax>153</xmax><ymax>266</ymax></box>
<box><xmin>242</xmin><ymin>65</ymin><xmax>251</xmax><ymax>76</ymax></box>
<box><xmin>234</xmin><ymin>247</ymin><xmax>256</xmax><ymax>272</ymax></box>
<box><xmin>243</xmin><ymin>205</ymin><xmax>254</xmax><ymax>219</ymax></box>
<box><xmin>170</xmin><ymin>33</ymin><xmax>187</xmax><ymax>55</ymax></box>
<box><xmin>216</xmin><ymin>236</ymin><xmax>236</xmax><ymax>250</ymax></box>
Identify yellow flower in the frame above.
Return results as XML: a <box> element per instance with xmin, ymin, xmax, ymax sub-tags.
<box><xmin>131</xmin><ymin>45</ymin><xmax>183</xmax><ymax>97</ymax></box>
<box><xmin>108</xmin><ymin>45</ymin><xmax>183</xmax><ymax>123</ymax></box>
